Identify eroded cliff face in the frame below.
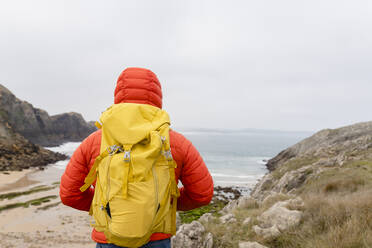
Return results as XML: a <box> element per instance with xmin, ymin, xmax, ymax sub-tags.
<box><xmin>0</xmin><ymin>84</ymin><xmax>96</xmax><ymax>147</ymax></box>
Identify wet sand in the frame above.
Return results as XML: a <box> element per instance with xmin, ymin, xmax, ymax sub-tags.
<box><xmin>0</xmin><ymin>169</ymin><xmax>38</xmax><ymax>192</ymax></box>
<box><xmin>0</xmin><ymin>167</ymin><xmax>95</xmax><ymax>248</ymax></box>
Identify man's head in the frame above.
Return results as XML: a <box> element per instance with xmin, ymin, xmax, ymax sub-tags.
<box><xmin>114</xmin><ymin>67</ymin><xmax>163</xmax><ymax>109</ymax></box>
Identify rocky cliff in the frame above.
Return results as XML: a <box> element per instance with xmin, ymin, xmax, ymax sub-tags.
<box><xmin>252</xmin><ymin>121</ymin><xmax>372</xmax><ymax>200</ymax></box>
<box><xmin>0</xmin><ymin>113</ymin><xmax>67</xmax><ymax>171</ymax></box>
<box><xmin>0</xmin><ymin>84</ymin><xmax>96</xmax><ymax>147</ymax></box>
<box><xmin>265</xmin><ymin>121</ymin><xmax>372</xmax><ymax>171</ymax></box>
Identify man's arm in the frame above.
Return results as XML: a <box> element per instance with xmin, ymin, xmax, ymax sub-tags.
<box><xmin>59</xmin><ymin>130</ymin><xmax>101</xmax><ymax>211</ymax></box>
<box><xmin>171</xmin><ymin>131</ymin><xmax>214</xmax><ymax>211</ymax></box>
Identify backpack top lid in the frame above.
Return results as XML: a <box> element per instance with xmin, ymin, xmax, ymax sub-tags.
<box><xmin>98</xmin><ymin>103</ymin><xmax>170</xmax><ymax>146</ymax></box>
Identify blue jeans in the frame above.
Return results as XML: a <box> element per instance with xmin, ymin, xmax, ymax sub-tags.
<box><xmin>96</xmin><ymin>239</ymin><xmax>171</xmax><ymax>248</ymax></box>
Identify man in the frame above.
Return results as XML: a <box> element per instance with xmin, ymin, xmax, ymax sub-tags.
<box><xmin>60</xmin><ymin>67</ymin><xmax>214</xmax><ymax>248</ymax></box>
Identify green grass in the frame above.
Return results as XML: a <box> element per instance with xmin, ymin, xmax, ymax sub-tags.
<box><xmin>179</xmin><ymin>199</ymin><xmax>226</xmax><ymax>224</ymax></box>
<box><xmin>0</xmin><ymin>195</ymin><xmax>58</xmax><ymax>212</ymax></box>
<box><xmin>0</xmin><ymin>185</ymin><xmax>56</xmax><ymax>201</ymax></box>
<box><xmin>37</xmin><ymin>201</ymin><xmax>61</xmax><ymax>211</ymax></box>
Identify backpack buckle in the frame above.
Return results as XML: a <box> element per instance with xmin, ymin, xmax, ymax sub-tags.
<box><xmin>164</xmin><ymin>150</ymin><xmax>173</xmax><ymax>160</ymax></box>
<box><xmin>107</xmin><ymin>145</ymin><xmax>123</xmax><ymax>155</ymax></box>
<box><xmin>124</xmin><ymin>151</ymin><xmax>131</xmax><ymax>162</ymax></box>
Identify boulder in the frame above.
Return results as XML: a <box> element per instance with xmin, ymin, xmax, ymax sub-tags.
<box><xmin>253</xmin><ymin>225</ymin><xmax>280</xmax><ymax>239</ymax></box>
<box><xmin>219</xmin><ymin>213</ymin><xmax>236</xmax><ymax>224</ymax></box>
<box><xmin>203</xmin><ymin>232</ymin><xmax>213</xmax><ymax>248</ymax></box>
<box><xmin>171</xmin><ymin>221</ymin><xmax>205</xmax><ymax>248</ymax></box>
<box><xmin>258</xmin><ymin>201</ymin><xmax>302</xmax><ymax>231</ymax></box>
<box><xmin>221</xmin><ymin>196</ymin><xmax>257</xmax><ymax>213</ymax></box>
<box><xmin>253</xmin><ymin>199</ymin><xmax>303</xmax><ymax>239</ymax></box>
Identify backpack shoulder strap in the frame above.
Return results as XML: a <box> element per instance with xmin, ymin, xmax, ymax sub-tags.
<box><xmin>80</xmin><ymin>149</ymin><xmax>110</xmax><ymax>192</ymax></box>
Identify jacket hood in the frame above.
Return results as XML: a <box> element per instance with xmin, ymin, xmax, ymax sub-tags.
<box><xmin>114</xmin><ymin>67</ymin><xmax>163</xmax><ymax>109</ymax></box>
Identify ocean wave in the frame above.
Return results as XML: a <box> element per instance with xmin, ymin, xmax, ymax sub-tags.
<box><xmin>211</xmin><ymin>173</ymin><xmax>262</xmax><ymax>179</ymax></box>
<box><xmin>214</xmin><ymin>180</ymin><xmax>257</xmax><ymax>185</ymax></box>
<box><xmin>52</xmin><ymin>160</ymin><xmax>69</xmax><ymax>170</ymax></box>
<box><xmin>204</xmin><ymin>155</ymin><xmax>271</xmax><ymax>163</ymax></box>
<box><xmin>45</xmin><ymin>142</ymin><xmax>81</xmax><ymax>156</ymax></box>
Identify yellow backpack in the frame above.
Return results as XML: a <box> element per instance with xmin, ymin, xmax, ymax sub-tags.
<box><xmin>80</xmin><ymin>103</ymin><xmax>180</xmax><ymax>247</ymax></box>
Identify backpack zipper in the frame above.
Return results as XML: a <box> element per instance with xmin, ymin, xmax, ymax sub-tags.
<box><xmin>152</xmin><ymin>164</ymin><xmax>159</xmax><ymax>215</ymax></box>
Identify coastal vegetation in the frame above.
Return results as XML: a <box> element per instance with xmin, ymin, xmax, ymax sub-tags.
<box><xmin>0</xmin><ymin>195</ymin><xmax>58</xmax><ymax>213</ymax></box>
<box><xmin>0</xmin><ymin>185</ymin><xmax>56</xmax><ymax>201</ymax></box>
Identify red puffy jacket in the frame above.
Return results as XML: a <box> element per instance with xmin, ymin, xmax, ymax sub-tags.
<box><xmin>59</xmin><ymin>67</ymin><xmax>214</xmax><ymax>243</ymax></box>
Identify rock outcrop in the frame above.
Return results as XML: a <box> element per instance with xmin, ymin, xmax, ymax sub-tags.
<box><xmin>172</xmin><ymin>221</ymin><xmax>208</xmax><ymax>248</ymax></box>
<box><xmin>253</xmin><ymin>198</ymin><xmax>303</xmax><ymax>239</ymax></box>
<box><xmin>252</xmin><ymin>121</ymin><xmax>372</xmax><ymax>198</ymax></box>
<box><xmin>266</xmin><ymin>121</ymin><xmax>372</xmax><ymax>171</ymax></box>
<box><xmin>0</xmin><ymin>84</ymin><xmax>96</xmax><ymax>147</ymax></box>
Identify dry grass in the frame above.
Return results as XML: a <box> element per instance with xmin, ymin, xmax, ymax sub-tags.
<box><xmin>203</xmin><ymin>156</ymin><xmax>372</xmax><ymax>248</ymax></box>
<box><xmin>265</xmin><ymin>189</ymin><xmax>372</xmax><ymax>248</ymax></box>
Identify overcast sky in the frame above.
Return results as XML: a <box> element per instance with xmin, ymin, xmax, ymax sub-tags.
<box><xmin>0</xmin><ymin>0</ymin><xmax>371</xmax><ymax>132</ymax></box>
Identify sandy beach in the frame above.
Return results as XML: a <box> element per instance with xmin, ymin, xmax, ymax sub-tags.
<box><xmin>0</xmin><ymin>168</ymin><xmax>95</xmax><ymax>248</ymax></box>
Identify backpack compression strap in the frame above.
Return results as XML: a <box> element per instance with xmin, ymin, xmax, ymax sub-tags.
<box><xmin>161</xmin><ymin>136</ymin><xmax>180</xmax><ymax>234</ymax></box>
<box><xmin>80</xmin><ymin>149</ymin><xmax>110</xmax><ymax>192</ymax></box>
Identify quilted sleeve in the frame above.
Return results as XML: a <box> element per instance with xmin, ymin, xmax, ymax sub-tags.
<box><xmin>171</xmin><ymin>131</ymin><xmax>214</xmax><ymax>211</ymax></box>
<box><xmin>59</xmin><ymin>130</ymin><xmax>101</xmax><ymax>211</ymax></box>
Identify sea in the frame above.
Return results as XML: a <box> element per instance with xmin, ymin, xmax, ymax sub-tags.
<box><xmin>44</xmin><ymin>129</ymin><xmax>310</xmax><ymax>191</ymax></box>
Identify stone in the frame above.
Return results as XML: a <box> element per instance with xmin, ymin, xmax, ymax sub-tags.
<box><xmin>171</xmin><ymin>221</ymin><xmax>205</xmax><ymax>248</ymax></box>
<box><xmin>203</xmin><ymin>232</ymin><xmax>213</xmax><ymax>248</ymax></box>
<box><xmin>253</xmin><ymin>224</ymin><xmax>280</xmax><ymax>239</ymax></box>
<box><xmin>221</xmin><ymin>196</ymin><xmax>257</xmax><ymax>213</ymax></box>
<box><xmin>239</xmin><ymin>241</ymin><xmax>269</xmax><ymax>248</ymax></box>
<box><xmin>258</xmin><ymin>205</ymin><xmax>302</xmax><ymax>231</ymax></box>
<box><xmin>219</xmin><ymin>213</ymin><xmax>236</xmax><ymax>224</ymax></box>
